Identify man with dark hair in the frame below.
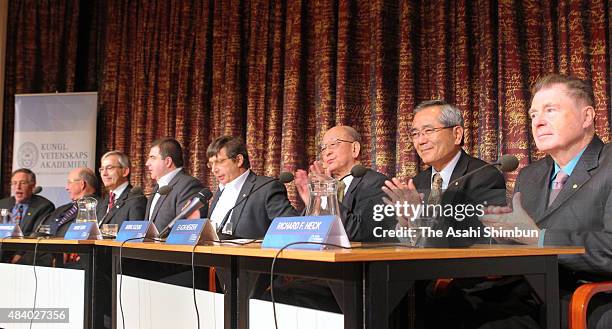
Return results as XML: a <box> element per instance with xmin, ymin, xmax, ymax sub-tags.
<box><xmin>0</xmin><ymin>168</ymin><xmax>54</xmax><ymax>236</ymax></box>
<box><xmin>480</xmin><ymin>74</ymin><xmax>612</xmax><ymax>329</ymax></box>
<box><xmin>145</xmin><ymin>137</ymin><xmax>205</xmax><ymax>231</ymax></box>
<box><xmin>207</xmin><ymin>135</ymin><xmax>297</xmax><ymax>238</ymax></box>
<box><xmin>96</xmin><ymin>150</ymin><xmax>147</xmax><ymax>226</ymax></box>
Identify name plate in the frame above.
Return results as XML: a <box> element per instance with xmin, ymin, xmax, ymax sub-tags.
<box><xmin>166</xmin><ymin>219</ymin><xmax>209</xmax><ymax>245</ymax></box>
<box><xmin>64</xmin><ymin>222</ymin><xmax>102</xmax><ymax>240</ymax></box>
<box><xmin>262</xmin><ymin>215</ymin><xmax>350</xmax><ymax>250</ymax></box>
<box><xmin>115</xmin><ymin>221</ymin><xmax>159</xmax><ymax>242</ymax></box>
<box><xmin>0</xmin><ymin>224</ymin><xmax>23</xmax><ymax>238</ymax></box>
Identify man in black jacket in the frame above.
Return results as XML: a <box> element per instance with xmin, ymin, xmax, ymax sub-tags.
<box><xmin>0</xmin><ymin>168</ymin><xmax>54</xmax><ymax>237</ymax></box>
<box><xmin>294</xmin><ymin>125</ymin><xmax>396</xmax><ymax>242</ymax></box>
<box><xmin>207</xmin><ymin>136</ymin><xmax>297</xmax><ymax>239</ymax></box>
<box><xmin>96</xmin><ymin>150</ymin><xmax>146</xmax><ymax>227</ymax></box>
<box><xmin>382</xmin><ymin>100</ymin><xmax>507</xmax><ymax>247</ymax></box>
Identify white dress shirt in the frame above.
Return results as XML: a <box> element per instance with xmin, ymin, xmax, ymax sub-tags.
<box><xmin>431</xmin><ymin>151</ymin><xmax>462</xmax><ymax>190</ymax></box>
<box><xmin>149</xmin><ymin>167</ymin><xmax>183</xmax><ymax>220</ymax></box>
<box><xmin>210</xmin><ymin>169</ymin><xmax>251</xmax><ymax>230</ymax></box>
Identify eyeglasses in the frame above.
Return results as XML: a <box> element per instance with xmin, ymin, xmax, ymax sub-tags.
<box><xmin>408</xmin><ymin>126</ymin><xmax>454</xmax><ymax>140</ymax></box>
<box><xmin>66</xmin><ymin>179</ymin><xmax>83</xmax><ymax>184</ymax></box>
<box><xmin>318</xmin><ymin>139</ymin><xmax>355</xmax><ymax>152</ymax></box>
<box><xmin>98</xmin><ymin>165</ymin><xmax>122</xmax><ymax>173</ymax></box>
<box><xmin>207</xmin><ymin>157</ymin><xmax>232</xmax><ymax>169</ymax></box>
<box><xmin>10</xmin><ymin>180</ymin><xmax>32</xmax><ymax>187</ymax></box>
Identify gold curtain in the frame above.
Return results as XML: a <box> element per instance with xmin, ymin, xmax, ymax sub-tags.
<box><xmin>3</xmin><ymin>0</ymin><xmax>610</xmax><ymax>206</ymax></box>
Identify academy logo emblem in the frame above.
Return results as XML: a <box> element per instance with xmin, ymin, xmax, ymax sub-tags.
<box><xmin>17</xmin><ymin>142</ymin><xmax>38</xmax><ymax>168</ymax></box>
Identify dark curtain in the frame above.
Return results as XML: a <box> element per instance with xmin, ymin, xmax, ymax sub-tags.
<box><xmin>3</xmin><ymin>0</ymin><xmax>611</xmax><ymax>206</ymax></box>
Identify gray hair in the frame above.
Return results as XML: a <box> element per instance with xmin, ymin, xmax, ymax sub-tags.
<box><xmin>414</xmin><ymin>100</ymin><xmax>464</xmax><ymax>128</ymax></box>
<box><xmin>339</xmin><ymin>126</ymin><xmax>362</xmax><ymax>143</ymax></box>
<box><xmin>101</xmin><ymin>150</ymin><xmax>131</xmax><ymax>168</ymax></box>
<box><xmin>78</xmin><ymin>168</ymin><xmax>99</xmax><ymax>192</ymax></box>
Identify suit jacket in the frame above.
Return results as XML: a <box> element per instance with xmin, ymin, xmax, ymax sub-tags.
<box><xmin>208</xmin><ymin>171</ymin><xmax>298</xmax><ymax>239</ymax></box>
<box><xmin>145</xmin><ymin>169</ymin><xmax>206</xmax><ymax>232</ymax></box>
<box><xmin>413</xmin><ymin>150</ymin><xmax>507</xmax><ymax>247</ymax></box>
<box><xmin>515</xmin><ymin>136</ymin><xmax>612</xmax><ymax>278</ymax></box>
<box><xmin>96</xmin><ymin>185</ymin><xmax>147</xmax><ymax>226</ymax></box>
<box><xmin>0</xmin><ymin>195</ymin><xmax>55</xmax><ymax>236</ymax></box>
<box><xmin>33</xmin><ymin>194</ymin><xmax>101</xmax><ymax>237</ymax></box>
<box><xmin>340</xmin><ymin>168</ymin><xmax>397</xmax><ymax>242</ymax></box>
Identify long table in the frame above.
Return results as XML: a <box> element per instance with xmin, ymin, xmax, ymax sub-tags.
<box><xmin>96</xmin><ymin>240</ymin><xmax>584</xmax><ymax>329</ymax></box>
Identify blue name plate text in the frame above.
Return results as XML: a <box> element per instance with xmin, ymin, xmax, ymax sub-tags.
<box><xmin>262</xmin><ymin>216</ymin><xmax>337</xmax><ymax>250</ymax></box>
<box><xmin>116</xmin><ymin>221</ymin><xmax>158</xmax><ymax>242</ymax></box>
<box><xmin>166</xmin><ymin>219</ymin><xmax>206</xmax><ymax>245</ymax></box>
<box><xmin>0</xmin><ymin>224</ymin><xmax>23</xmax><ymax>238</ymax></box>
<box><xmin>64</xmin><ymin>222</ymin><xmax>101</xmax><ymax>240</ymax></box>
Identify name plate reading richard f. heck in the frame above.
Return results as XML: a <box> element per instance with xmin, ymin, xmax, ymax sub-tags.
<box><xmin>262</xmin><ymin>216</ymin><xmax>350</xmax><ymax>250</ymax></box>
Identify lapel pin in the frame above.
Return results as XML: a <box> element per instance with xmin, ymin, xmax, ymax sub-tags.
<box><xmin>572</xmin><ymin>184</ymin><xmax>577</xmax><ymax>189</ymax></box>
<box><xmin>243</xmin><ymin>194</ymin><xmax>246</xmax><ymax>197</ymax></box>
<box><xmin>454</xmin><ymin>182</ymin><xmax>458</xmax><ymax>186</ymax></box>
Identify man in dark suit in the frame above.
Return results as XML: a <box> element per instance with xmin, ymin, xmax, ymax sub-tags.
<box><xmin>207</xmin><ymin>136</ymin><xmax>297</xmax><ymax>239</ymax></box>
<box><xmin>382</xmin><ymin>100</ymin><xmax>507</xmax><ymax>247</ymax></box>
<box><xmin>0</xmin><ymin>168</ymin><xmax>54</xmax><ymax>237</ymax></box>
<box><xmin>144</xmin><ymin>138</ymin><xmax>205</xmax><ymax>232</ymax></box>
<box><xmin>482</xmin><ymin>74</ymin><xmax>612</xmax><ymax>329</ymax></box>
<box><xmin>294</xmin><ymin>125</ymin><xmax>396</xmax><ymax>242</ymax></box>
<box><xmin>16</xmin><ymin>168</ymin><xmax>99</xmax><ymax>266</ymax></box>
<box><xmin>380</xmin><ymin>100</ymin><xmax>507</xmax><ymax>329</ymax></box>
<box><xmin>96</xmin><ymin>150</ymin><xmax>146</xmax><ymax>227</ymax></box>
<box><xmin>32</xmin><ymin>167</ymin><xmax>99</xmax><ymax>238</ymax></box>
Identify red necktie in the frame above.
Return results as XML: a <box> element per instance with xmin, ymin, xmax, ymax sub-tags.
<box><xmin>107</xmin><ymin>192</ymin><xmax>116</xmax><ymax>213</ymax></box>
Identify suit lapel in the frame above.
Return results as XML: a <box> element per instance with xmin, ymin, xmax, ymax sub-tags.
<box><xmin>208</xmin><ymin>188</ymin><xmax>223</xmax><ymax>217</ymax></box>
<box><xmin>443</xmin><ymin>151</ymin><xmax>469</xmax><ymax>204</ymax></box>
<box><xmin>540</xmin><ymin>137</ymin><xmax>603</xmax><ymax>220</ymax></box>
<box><xmin>145</xmin><ymin>185</ymin><xmax>158</xmax><ymax>219</ymax></box>
<box><xmin>151</xmin><ymin>171</ymin><xmax>183</xmax><ymax>223</ymax></box>
<box><xmin>344</xmin><ymin>172</ymin><xmax>364</xmax><ymax>206</ymax></box>
<box><xmin>230</xmin><ymin>172</ymin><xmax>256</xmax><ymax>231</ymax></box>
<box><xmin>102</xmin><ymin>186</ymin><xmax>131</xmax><ymax>225</ymax></box>
<box><xmin>20</xmin><ymin>199</ymin><xmax>35</xmax><ymax>232</ymax></box>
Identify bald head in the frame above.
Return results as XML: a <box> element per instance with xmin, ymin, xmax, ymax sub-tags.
<box><xmin>65</xmin><ymin>167</ymin><xmax>98</xmax><ymax>201</ymax></box>
<box><xmin>320</xmin><ymin>125</ymin><xmax>362</xmax><ymax>178</ymax></box>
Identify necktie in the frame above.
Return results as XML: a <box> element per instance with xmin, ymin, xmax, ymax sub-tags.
<box><xmin>337</xmin><ymin>179</ymin><xmax>346</xmax><ymax>203</ymax></box>
<box><xmin>50</xmin><ymin>203</ymin><xmax>78</xmax><ymax>235</ymax></box>
<box><xmin>548</xmin><ymin>171</ymin><xmax>569</xmax><ymax>206</ymax></box>
<box><xmin>428</xmin><ymin>173</ymin><xmax>443</xmax><ymax>205</ymax></box>
<box><xmin>14</xmin><ymin>204</ymin><xmax>24</xmax><ymax>224</ymax></box>
<box><xmin>107</xmin><ymin>192</ymin><xmax>116</xmax><ymax>213</ymax></box>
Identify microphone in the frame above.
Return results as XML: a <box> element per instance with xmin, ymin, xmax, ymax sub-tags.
<box><xmin>337</xmin><ymin>164</ymin><xmax>368</xmax><ymax>182</ymax></box>
<box><xmin>158</xmin><ymin>188</ymin><xmax>213</xmax><ymax>238</ymax></box>
<box><xmin>350</xmin><ymin>164</ymin><xmax>368</xmax><ymax>178</ymax></box>
<box><xmin>157</xmin><ymin>185</ymin><xmax>173</xmax><ymax>196</ymax></box>
<box><xmin>216</xmin><ymin>172</ymin><xmax>295</xmax><ymax>238</ymax></box>
<box><xmin>447</xmin><ymin>154</ymin><xmax>519</xmax><ymax>187</ymax></box>
<box><xmin>33</xmin><ymin>186</ymin><xmax>43</xmax><ymax>194</ymax></box>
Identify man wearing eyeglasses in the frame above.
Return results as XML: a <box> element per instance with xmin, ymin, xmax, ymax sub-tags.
<box><xmin>0</xmin><ymin>169</ymin><xmax>54</xmax><ymax>237</ymax></box>
<box><xmin>206</xmin><ymin>136</ymin><xmax>297</xmax><ymax>239</ymax></box>
<box><xmin>295</xmin><ymin>125</ymin><xmax>396</xmax><ymax>242</ymax></box>
<box><xmin>96</xmin><ymin>150</ymin><xmax>146</xmax><ymax>226</ymax></box>
<box><xmin>382</xmin><ymin>99</ymin><xmax>506</xmax><ymax>247</ymax></box>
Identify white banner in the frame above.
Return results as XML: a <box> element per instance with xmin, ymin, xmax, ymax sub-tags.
<box><xmin>13</xmin><ymin>92</ymin><xmax>98</xmax><ymax>206</ymax></box>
